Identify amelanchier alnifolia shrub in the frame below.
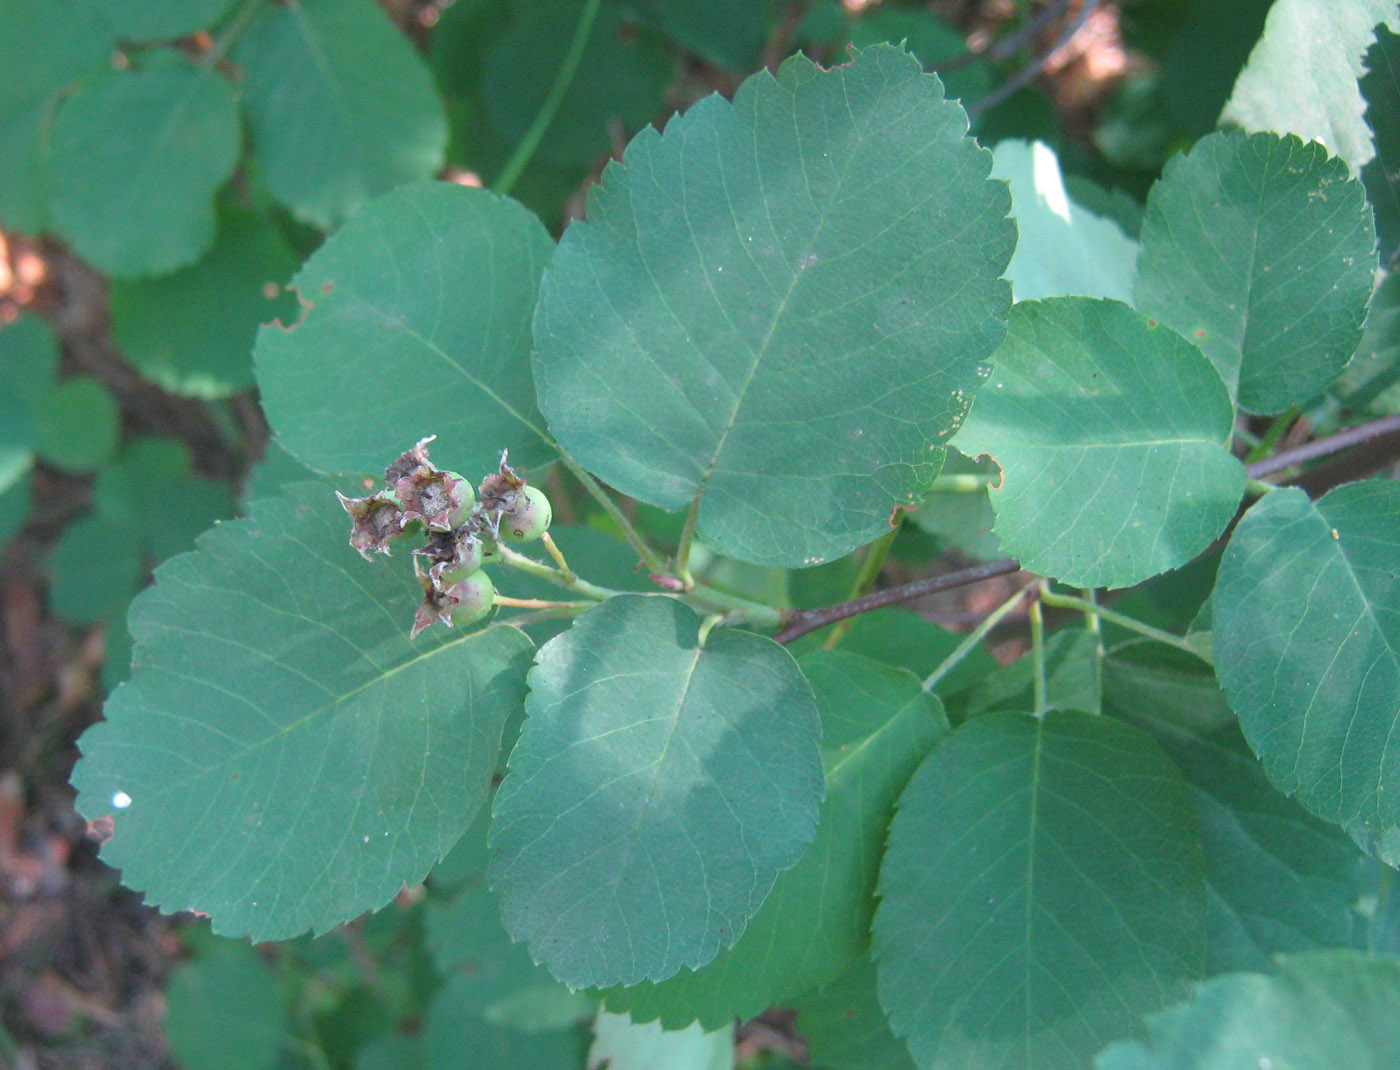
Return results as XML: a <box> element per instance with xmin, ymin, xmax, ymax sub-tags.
<box><xmin>336</xmin><ymin>435</ymin><xmax>552</xmax><ymax>636</ymax></box>
<box><xmin>69</xmin><ymin>33</ymin><xmax>1400</xmax><ymax>1069</ymax></box>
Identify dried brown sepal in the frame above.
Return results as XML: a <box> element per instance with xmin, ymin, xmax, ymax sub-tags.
<box><xmin>477</xmin><ymin>450</ymin><xmax>526</xmax><ymax>511</ymax></box>
<box><xmin>397</xmin><ymin>467</ymin><xmax>466</xmax><ymax>531</ymax></box>
<box><xmin>411</xmin><ymin>560</ymin><xmax>460</xmax><ymax>638</ymax></box>
<box><xmin>413</xmin><ymin>529</ymin><xmax>458</xmax><ymax>572</ymax></box>
<box><xmin>336</xmin><ymin>490</ymin><xmax>405</xmax><ymax>559</ymax></box>
<box><xmin>385</xmin><ymin>435</ymin><xmax>436</xmax><ymax>486</ymax></box>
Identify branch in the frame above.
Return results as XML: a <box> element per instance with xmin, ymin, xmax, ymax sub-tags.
<box><xmin>1246</xmin><ymin>413</ymin><xmax>1400</xmax><ymax>479</ymax></box>
<box><xmin>965</xmin><ymin>0</ymin><xmax>1098</xmax><ymax>121</ymax></box>
<box><xmin>933</xmin><ymin>0</ymin><xmax>1074</xmax><ymax>74</ymax></box>
<box><xmin>773</xmin><ymin>557</ymin><xmax>1022</xmax><ymax>645</ymax></box>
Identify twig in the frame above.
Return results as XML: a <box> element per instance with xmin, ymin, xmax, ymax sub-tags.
<box><xmin>922</xmin><ymin>580</ymin><xmax>1036</xmax><ymax>692</ymax></box>
<box><xmin>561</xmin><ymin>457</ymin><xmax>668</xmax><ymax>574</ymax></box>
<box><xmin>966</xmin><ymin>0</ymin><xmax>1098</xmax><ymax>121</ymax></box>
<box><xmin>933</xmin><ymin>0</ymin><xmax>1074</xmax><ymax>73</ymax></box>
<box><xmin>1246</xmin><ymin>413</ymin><xmax>1400</xmax><ymax>479</ymax></box>
<box><xmin>773</xmin><ymin>557</ymin><xmax>1022</xmax><ymax>645</ymax></box>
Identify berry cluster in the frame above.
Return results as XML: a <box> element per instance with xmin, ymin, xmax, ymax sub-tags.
<box><xmin>336</xmin><ymin>437</ymin><xmax>552</xmax><ymax>637</ymax></box>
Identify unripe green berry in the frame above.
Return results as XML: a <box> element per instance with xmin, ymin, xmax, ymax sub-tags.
<box><xmin>443</xmin><ymin>471</ymin><xmax>476</xmax><ymax>528</ymax></box>
<box><xmin>501</xmin><ymin>485</ymin><xmax>552</xmax><ymax>542</ymax></box>
<box><xmin>439</xmin><ymin>537</ymin><xmax>486</xmax><ymax>583</ymax></box>
<box><xmin>448</xmin><ymin>570</ymin><xmax>495</xmax><ymax>627</ymax></box>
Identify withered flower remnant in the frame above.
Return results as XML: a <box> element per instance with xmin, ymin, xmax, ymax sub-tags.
<box><xmin>342</xmin><ymin>439</ymin><xmax>554</xmax><ymax>637</ymax></box>
<box><xmin>385</xmin><ymin>436</ymin><xmax>473</xmax><ymax>531</ymax></box>
<box><xmin>411</xmin><ymin>559</ymin><xmax>460</xmax><ymax>638</ymax></box>
<box><xmin>335</xmin><ymin>490</ymin><xmax>406</xmax><ymax>559</ymax></box>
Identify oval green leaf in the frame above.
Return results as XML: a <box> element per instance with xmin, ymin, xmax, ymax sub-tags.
<box><xmin>233</xmin><ymin>0</ymin><xmax>448</xmax><ymax>230</ymax></box>
<box><xmin>990</xmin><ymin>139</ymin><xmax>1138</xmax><ymax>304</ymax></box>
<box><xmin>99</xmin><ymin>0</ymin><xmax>238</xmax><ymax>41</ymax></box>
<box><xmin>604</xmin><ymin>649</ymin><xmax>947</xmax><ymax>1028</ymax></box>
<box><xmin>793</xmin><ymin>955</ymin><xmax>917</xmax><ymax>1070</ymax></box>
<box><xmin>1134</xmin><ymin>130</ymin><xmax>1377</xmax><ymax>413</ymax></box>
<box><xmin>48</xmin><ymin>50</ymin><xmax>240</xmax><ymax>277</ymax></box>
<box><xmin>255</xmin><ymin>182</ymin><xmax>556</xmax><ymax>477</ymax></box>
<box><xmin>0</xmin><ymin>0</ymin><xmax>115</xmax><ymax>233</ymax></box>
<box><xmin>70</xmin><ymin>483</ymin><xmax>534</xmax><ymax>941</ymax></box>
<box><xmin>0</xmin><ymin>314</ymin><xmax>59</xmax><ymax>456</ymax></box>
<box><xmin>111</xmin><ymin>206</ymin><xmax>300</xmax><ymax>399</ymax></box>
<box><xmin>489</xmin><ymin>595</ymin><xmax>825</xmax><ymax>989</ymax></box>
<box><xmin>873</xmin><ymin>710</ymin><xmax>1206</xmax><ymax>1069</ymax></box>
<box><xmin>590</xmin><ymin>1012</ymin><xmax>734</xmax><ymax>1070</ymax></box>
<box><xmin>955</xmin><ymin>297</ymin><xmax>1246</xmax><ymax>588</ymax></box>
<box><xmin>532</xmin><ymin>44</ymin><xmax>1014</xmax><ymax>567</ymax></box>
<box><xmin>1214</xmin><ymin>480</ymin><xmax>1400</xmax><ymax>863</ymax></box>
<box><xmin>1362</xmin><ymin>25</ymin><xmax>1400</xmax><ymax>267</ymax></box>
<box><xmin>1221</xmin><ymin>0</ymin><xmax>1400</xmax><ymax>174</ymax></box>
<box><xmin>1104</xmin><ymin>645</ymin><xmax>1366</xmax><ymax>974</ymax></box>
<box><xmin>35</xmin><ymin>376</ymin><xmax>120</xmax><ymax>472</ymax></box>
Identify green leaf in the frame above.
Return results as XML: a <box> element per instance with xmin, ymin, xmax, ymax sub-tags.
<box><xmin>0</xmin><ymin>315</ymin><xmax>58</xmax><ymax>453</ymax></box>
<box><xmin>589</xmin><ymin>1011</ymin><xmax>734</xmax><ymax>1070</ymax></box>
<box><xmin>1134</xmin><ymin>130</ymin><xmax>1378</xmax><ymax>413</ymax></box>
<box><xmin>70</xmin><ymin>483</ymin><xmax>534</xmax><ymax>941</ymax></box>
<box><xmin>909</xmin><ymin>447</ymin><xmax>1001</xmax><ymax>561</ymax></box>
<box><xmin>1</xmin><ymin>316</ymin><xmax>119</xmax><ymax>479</ymax></box>
<box><xmin>49</xmin><ymin>439</ymin><xmax>236</xmax><ymax>628</ymax></box>
<box><xmin>1103</xmin><ymin>645</ymin><xmax>1366</xmax><ymax>975</ymax></box>
<box><xmin>48</xmin><ymin>50</ymin><xmax>240</xmax><ymax>277</ymax></box>
<box><xmin>0</xmin><ymin>0</ymin><xmax>115</xmax><ymax>233</ymax></box>
<box><xmin>955</xmin><ymin>297</ymin><xmax>1246</xmax><ymax>589</ymax></box>
<box><xmin>34</xmin><ymin>377</ymin><xmax>120</xmax><ymax>472</ymax></box>
<box><xmin>604</xmin><ymin>650</ymin><xmax>946</xmax><ymax>1028</ymax></box>
<box><xmin>636</xmin><ymin>0</ymin><xmax>774</xmax><ymax>69</ymax></box>
<box><xmin>482</xmin><ymin>0</ymin><xmax>672</xmax><ymax>168</ymax></box>
<box><xmin>234</xmin><ymin>0</ymin><xmax>448</xmax><ymax>229</ymax></box>
<box><xmin>0</xmin><ymin>472</ymin><xmax>31</xmax><ymax>552</ymax></box>
<box><xmin>92</xmin><ymin>438</ymin><xmax>235</xmax><ymax>561</ymax></box>
<box><xmin>165</xmin><ymin>936</ymin><xmax>288</xmax><ymax>1070</ymax></box>
<box><xmin>1213</xmin><ymin>480</ymin><xmax>1400</xmax><ymax>864</ymax></box>
<box><xmin>99</xmin><ymin>0</ymin><xmax>238</xmax><ymax>41</ymax></box>
<box><xmin>1362</xmin><ymin>25</ymin><xmax>1400</xmax><ymax>267</ymax></box>
<box><xmin>532</xmin><ymin>45</ymin><xmax>1014</xmax><ymax>568</ymax></box>
<box><xmin>241</xmin><ymin>441</ymin><xmax>325</xmax><ymax>508</ymax></box>
<box><xmin>1095</xmin><ymin>951</ymin><xmax>1400</xmax><ymax>1069</ymax></box>
<box><xmin>989</xmin><ymin>139</ymin><xmax>1138</xmax><ymax>303</ymax></box>
<box><xmin>1150</xmin><ymin>0</ymin><xmax>1273</xmax><ymax>139</ymax></box>
<box><xmin>793</xmin><ymin>955</ymin><xmax>917</xmax><ymax>1070</ymax></box>
<box><xmin>423</xmin><ymin>972</ymin><xmax>589</xmax><ymax>1070</ymax></box>
<box><xmin>110</xmin><ymin>206</ymin><xmax>301</xmax><ymax>399</ymax></box>
<box><xmin>1221</xmin><ymin>0</ymin><xmax>1400</xmax><ymax>175</ymax></box>
<box><xmin>425</xmin><ymin>816</ymin><xmax>593</xmax><ymax>1036</ymax></box>
<box><xmin>489</xmin><ymin>525</ymin><xmax>654</xmax><ymax>640</ymax></box>
<box><xmin>47</xmin><ymin>517</ymin><xmax>143</xmax><ymax>623</ymax></box>
<box><xmin>873</xmin><ymin>710</ymin><xmax>1206</xmax><ymax>1069</ymax></box>
<box><xmin>1332</xmin><ymin>272</ymin><xmax>1400</xmax><ymax>415</ymax></box>
<box><xmin>489</xmin><ymin>595</ymin><xmax>824</xmax><ymax>988</ymax></box>
<box><xmin>800</xmin><ymin>607</ymin><xmax>999</xmax><ymax>697</ymax></box>
<box><xmin>255</xmin><ymin>181</ymin><xmax>555</xmax><ymax>477</ymax></box>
